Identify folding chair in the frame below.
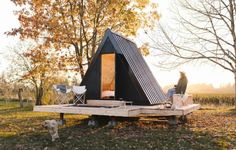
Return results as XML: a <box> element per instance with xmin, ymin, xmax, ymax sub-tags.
<box><xmin>53</xmin><ymin>84</ymin><xmax>72</xmax><ymax>104</ymax></box>
<box><xmin>72</xmin><ymin>86</ymin><xmax>86</xmax><ymax>105</ymax></box>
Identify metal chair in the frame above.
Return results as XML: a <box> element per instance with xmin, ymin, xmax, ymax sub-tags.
<box><xmin>53</xmin><ymin>84</ymin><xmax>72</xmax><ymax>104</ymax></box>
<box><xmin>72</xmin><ymin>85</ymin><xmax>87</xmax><ymax>105</ymax></box>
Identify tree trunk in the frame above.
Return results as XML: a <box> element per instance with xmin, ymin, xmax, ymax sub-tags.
<box><xmin>74</xmin><ymin>43</ymin><xmax>85</xmax><ymax>79</ymax></box>
<box><xmin>234</xmin><ymin>72</ymin><xmax>236</xmax><ymax>109</ymax></box>
<box><xmin>79</xmin><ymin>62</ymin><xmax>84</xmax><ymax>79</ymax></box>
<box><xmin>91</xmin><ymin>30</ymin><xmax>97</xmax><ymax>58</ymax></box>
<box><xmin>35</xmin><ymin>86</ymin><xmax>43</xmax><ymax>105</ymax></box>
<box><xmin>18</xmin><ymin>88</ymin><xmax>23</xmax><ymax>108</ymax></box>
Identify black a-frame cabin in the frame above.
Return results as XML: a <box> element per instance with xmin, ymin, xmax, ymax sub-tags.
<box><xmin>81</xmin><ymin>29</ymin><xmax>167</xmax><ymax>105</ymax></box>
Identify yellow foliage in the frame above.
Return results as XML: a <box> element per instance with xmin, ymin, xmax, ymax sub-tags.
<box><xmin>9</xmin><ymin>0</ymin><xmax>160</xmax><ymax>50</ymax></box>
<box><xmin>8</xmin><ymin>0</ymin><xmax>161</xmax><ymax>79</ymax></box>
<box><xmin>139</xmin><ymin>43</ymin><xmax>150</xmax><ymax>56</ymax></box>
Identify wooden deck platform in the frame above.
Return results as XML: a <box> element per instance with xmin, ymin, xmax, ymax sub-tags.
<box><xmin>33</xmin><ymin>103</ymin><xmax>200</xmax><ymax>117</ymax></box>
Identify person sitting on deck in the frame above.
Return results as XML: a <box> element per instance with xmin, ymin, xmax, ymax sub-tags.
<box><xmin>167</xmin><ymin>85</ymin><xmax>177</xmax><ymax>99</ymax></box>
<box><xmin>167</xmin><ymin>71</ymin><xmax>188</xmax><ymax>99</ymax></box>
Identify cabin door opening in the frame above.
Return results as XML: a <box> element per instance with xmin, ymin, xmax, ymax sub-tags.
<box><xmin>101</xmin><ymin>53</ymin><xmax>115</xmax><ymax>99</ymax></box>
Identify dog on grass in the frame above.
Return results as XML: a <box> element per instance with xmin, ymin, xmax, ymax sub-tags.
<box><xmin>42</xmin><ymin>120</ymin><xmax>59</xmax><ymax>142</ymax></box>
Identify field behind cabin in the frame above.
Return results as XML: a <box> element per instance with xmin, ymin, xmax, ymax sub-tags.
<box><xmin>193</xmin><ymin>93</ymin><xmax>235</xmax><ymax>105</ymax></box>
<box><xmin>0</xmin><ymin>95</ymin><xmax>236</xmax><ymax>150</ymax></box>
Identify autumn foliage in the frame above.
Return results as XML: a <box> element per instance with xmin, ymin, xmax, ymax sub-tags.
<box><xmin>8</xmin><ymin>0</ymin><xmax>160</xmax><ymax>79</ymax></box>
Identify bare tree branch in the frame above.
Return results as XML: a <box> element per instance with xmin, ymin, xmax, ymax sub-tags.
<box><xmin>149</xmin><ymin>0</ymin><xmax>236</xmax><ymax>107</ymax></box>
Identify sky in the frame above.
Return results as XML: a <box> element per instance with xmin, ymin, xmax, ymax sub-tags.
<box><xmin>0</xmin><ymin>1</ymin><xmax>19</xmax><ymax>72</ymax></box>
<box><xmin>144</xmin><ymin>0</ymin><xmax>234</xmax><ymax>88</ymax></box>
<box><xmin>0</xmin><ymin>0</ymin><xmax>234</xmax><ymax>88</ymax></box>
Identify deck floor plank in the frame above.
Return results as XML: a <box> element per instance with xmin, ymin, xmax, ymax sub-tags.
<box><xmin>34</xmin><ymin>103</ymin><xmax>200</xmax><ymax>117</ymax></box>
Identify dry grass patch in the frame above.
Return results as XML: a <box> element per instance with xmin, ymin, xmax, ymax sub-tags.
<box><xmin>0</xmin><ymin>101</ymin><xmax>235</xmax><ymax>149</ymax></box>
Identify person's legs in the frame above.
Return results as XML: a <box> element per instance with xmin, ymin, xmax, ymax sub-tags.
<box><xmin>167</xmin><ymin>88</ymin><xmax>176</xmax><ymax>98</ymax></box>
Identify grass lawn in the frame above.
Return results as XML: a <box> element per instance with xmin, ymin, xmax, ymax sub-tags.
<box><xmin>0</xmin><ymin>101</ymin><xmax>236</xmax><ymax>150</ymax></box>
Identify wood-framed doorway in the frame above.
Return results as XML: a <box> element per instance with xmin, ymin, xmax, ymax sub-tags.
<box><xmin>101</xmin><ymin>53</ymin><xmax>115</xmax><ymax>99</ymax></box>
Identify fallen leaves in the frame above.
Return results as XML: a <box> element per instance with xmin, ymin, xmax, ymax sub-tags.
<box><xmin>0</xmin><ymin>102</ymin><xmax>236</xmax><ymax>149</ymax></box>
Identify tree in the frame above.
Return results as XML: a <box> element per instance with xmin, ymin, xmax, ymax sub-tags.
<box><xmin>18</xmin><ymin>88</ymin><xmax>23</xmax><ymax>108</ymax></box>
<box><xmin>0</xmin><ymin>73</ymin><xmax>13</xmax><ymax>100</ymax></box>
<box><xmin>8</xmin><ymin>0</ymin><xmax>159</xmax><ymax>79</ymax></box>
<box><xmin>8</xmin><ymin>42</ymin><xmax>61</xmax><ymax>105</ymax></box>
<box><xmin>149</xmin><ymin>0</ymin><xmax>236</xmax><ymax>108</ymax></box>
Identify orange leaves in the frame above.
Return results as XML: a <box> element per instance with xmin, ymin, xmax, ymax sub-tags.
<box><xmin>8</xmin><ymin>0</ymin><xmax>161</xmax><ymax>79</ymax></box>
<box><xmin>150</xmin><ymin>2</ymin><xmax>158</xmax><ymax>9</ymax></box>
<box><xmin>5</xmin><ymin>28</ymin><xmax>23</xmax><ymax>36</ymax></box>
<box><xmin>139</xmin><ymin>43</ymin><xmax>150</xmax><ymax>56</ymax></box>
<box><xmin>151</xmin><ymin>10</ymin><xmax>160</xmax><ymax>20</ymax></box>
<box><xmin>19</xmin><ymin>44</ymin><xmax>62</xmax><ymax>81</ymax></box>
<box><xmin>11</xmin><ymin>0</ymin><xmax>27</xmax><ymax>6</ymax></box>
<box><xmin>136</xmin><ymin>0</ymin><xmax>150</xmax><ymax>9</ymax></box>
<box><xmin>9</xmin><ymin>0</ymin><xmax>158</xmax><ymax>46</ymax></box>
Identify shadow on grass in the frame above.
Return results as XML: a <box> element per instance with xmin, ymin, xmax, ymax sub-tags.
<box><xmin>0</xmin><ymin>118</ymin><xmax>230</xmax><ymax>150</ymax></box>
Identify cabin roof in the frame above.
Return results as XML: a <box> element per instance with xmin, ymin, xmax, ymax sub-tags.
<box><xmin>108</xmin><ymin>29</ymin><xmax>167</xmax><ymax>104</ymax></box>
<box><xmin>82</xmin><ymin>29</ymin><xmax>167</xmax><ymax>105</ymax></box>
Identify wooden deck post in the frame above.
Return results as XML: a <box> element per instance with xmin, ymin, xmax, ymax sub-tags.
<box><xmin>179</xmin><ymin>115</ymin><xmax>188</xmax><ymax>124</ymax></box>
<box><xmin>59</xmin><ymin>113</ymin><xmax>66</xmax><ymax>125</ymax></box>
<box><xmin>108</xmin><ymin>116</ymin><xmax>117</xmax><ymax>127</ymax></box>
<box><xmin>88</xmin><ymin>115</ymin><xmax>99</xmax><ymax>127</ymax></box>
<box><xmin>60</xmin><ymin>113</ymin><xmax>64</xmax><ymax>120</ymax></box>
<box><xmin>168</xmin><ymin>116</ymin><xmax>178</xmax><ymax>126</ymax></box>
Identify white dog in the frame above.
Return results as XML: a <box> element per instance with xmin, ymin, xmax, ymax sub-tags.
<box><xmin>42</xmin><ymin>120</ymin><xmax>59</xmax><ymax>142</ymax></box>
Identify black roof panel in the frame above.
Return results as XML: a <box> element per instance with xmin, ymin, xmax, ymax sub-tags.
<box><xmin>109</xmin><ymin>30</ymin><xmax>167</xmax><ymax>104</ymax></box>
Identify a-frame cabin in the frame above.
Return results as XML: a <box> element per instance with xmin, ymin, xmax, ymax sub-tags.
<box><xmin>81</xmin><ymin>29</ymin><xmax>167</xmax><ymax>105</ymax></box>
<box><xmin>34</xmin><ymin>29</ymin><xmax>200</xmax><ymax>119</ymax></box>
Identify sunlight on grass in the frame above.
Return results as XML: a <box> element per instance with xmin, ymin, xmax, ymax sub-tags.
<box><xmin>0</xmin><ymin>131</ymin><xmax>17</xmax><ymax>137</ymax></box>
<box><xmin>0</xmin><ymin>101</ymin><xmax>235</xmax><ymax>149</ymax></box>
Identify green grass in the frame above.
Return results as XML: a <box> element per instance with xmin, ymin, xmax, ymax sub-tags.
<box><xmin>0</xmin><ymin>101</ymin><xmax>236</xmax><ymax>149</ymax></box>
